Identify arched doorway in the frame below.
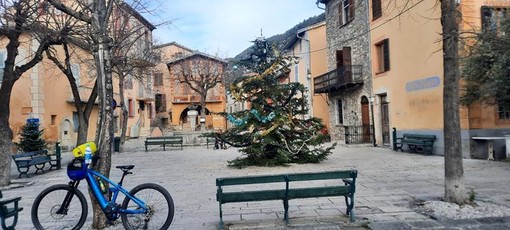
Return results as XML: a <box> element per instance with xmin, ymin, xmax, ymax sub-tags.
<box><xmin>361</xmin><ymin>96</ymin><xmax>371</xmax><ymax>143</ymax></box>
<box><xmin>179</xmin><ymin>105</ymin><xmax>211</xmax><ymax>131</ymax></box>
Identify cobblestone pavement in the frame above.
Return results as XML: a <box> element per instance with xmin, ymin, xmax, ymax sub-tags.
<box><xmin>2</xmin><ymin>139</ymin><xmax>510</xmax><ymax>229</ymax></box>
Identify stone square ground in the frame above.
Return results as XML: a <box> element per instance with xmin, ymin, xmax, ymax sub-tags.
<box><xmin>3</xmin><ymin>139</ymin><xmax>510</xmax><ymax>229</ymax></box>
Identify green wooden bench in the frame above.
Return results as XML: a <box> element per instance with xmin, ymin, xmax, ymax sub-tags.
<box><xmin>11</xmin><ymin>149</ymin><xmax>58</xmax><ymax>178</ymax></box>
<box><xmin>145</xmin><ymin>136</ymin><xmax>183</xmax><ymax>151</ymax></box>
<box><xmin>394</xmin><ymin>133</ymin><xmax>436</xmax><ymax>154</ymax></box>
<box><xmin>216</xmin><ymin>170</ymin><xmax>357</xmax><ymax>229</ymax></box>
<box><xmin>0</xmin><ymin>191</ymin><xmax>23</xmax><ymax>230</ymax></box>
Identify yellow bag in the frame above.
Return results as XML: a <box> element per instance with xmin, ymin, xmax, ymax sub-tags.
<box><xmin>72</xmin><ymin>142</ymin><xmax>97</xmax><ymax>158</ymax></box>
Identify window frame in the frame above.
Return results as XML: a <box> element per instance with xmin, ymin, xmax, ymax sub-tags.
<box><xmin>128</xmin><ymin>99</ymin><xmax>135</xmax><ymax>117</ymax></box>
<box><xmin>339</xmin><ymin>0</ymin><xmax>355</xmax><ymax>26</ymax></box>
<box><xmin>375</xmin><ymin>39</ymin><xmax>390</xmax><ymax>74</ymax></box>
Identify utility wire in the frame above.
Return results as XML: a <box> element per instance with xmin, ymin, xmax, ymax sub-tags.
<box><xmin>295</xmin><ymin>0</ymin><xmax>426</xmax><ymax>55</ymax></box>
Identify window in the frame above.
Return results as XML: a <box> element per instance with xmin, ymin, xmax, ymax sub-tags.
<box><xmin>498</xmin><ymin>100</ymin><xmax>510</xmax><ymax>120</ymax></box>
<box><xmin>339</xmin><ymin>0</ymin><xmax>355</xmax><ymax>26</ymax></box>
<box><xmin>375</xmin><ymin>39</ymin><xmax>390</xmax><ymax>73</ymax></box>
<box><xmin>51</xmin><ymin>115</ymin><xmax>57</xmax><ymax>126</ymax></box>
<box><xmin>294</xmin><ymin>64</ymin><xmax>299</xmax><ymax>82</ymax></box>
<box><xmin>72</xmin><ymin>112</ymin><xmax>79</xmax><ymax>132</ymax></box>
<box><xmin>155</xmin><ymin>94</ymin><xmax>167</xmax><ymax>112</ymax></box>
<box><xmin>128</xmin><ymin>99</ymin><xmax>134</xmax><ymax>117</ymax></box>
<box><xmin>154</xmin><ymin>72</ymin><xmax>163</xmax><ymax>86</ymax></box>
<box><xmin>481</xmin><ymin>7</ymin><xmax>509</xmax><ymax>33</ymax></box>
<box><xmin>372</xmin><ymin>0</ymin><xmax>382</xmax><ymax>20</ymax></box>
<box><xmin>336</xmin><ymin>47</ymin><xmax>352</xmax><ymax>81</ymax></box>
<box><xmin>337</xmin><ymin>99</ymin><xmax>344</xmax><ymax>124</ymax></box>
<box><xmin>124</xmin><ymin>75</ymin><xmax>133</xmax><ymax>89</ymax></box>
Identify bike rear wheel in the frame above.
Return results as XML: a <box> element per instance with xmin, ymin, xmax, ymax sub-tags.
<box><xmin>121</xmin><ymin>183</ymin><xmax>174</xmax><ymax>230</ymax></box>
<box><xmin>31</xmin><ymin>184</ymin><xmax>88</xmax><ymax>230</ymax></box>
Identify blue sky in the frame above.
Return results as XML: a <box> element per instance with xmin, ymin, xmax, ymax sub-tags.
<box><xmin>148</xmin><ymin>1</ymin><xmax>324</xmax><ymax>58</ymax></box>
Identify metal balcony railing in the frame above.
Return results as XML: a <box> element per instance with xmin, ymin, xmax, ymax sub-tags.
<box><xmin>314</xmin><ymin>65</ymin><xmax>363</xmax><ymax>94</ymax></box>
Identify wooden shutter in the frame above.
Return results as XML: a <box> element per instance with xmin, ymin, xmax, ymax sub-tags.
<box><xmin>336</xmin><ymin>50</ymin><xmax>344</xmax><ymax>69</ymax></box>
<box><xmin>372</xmin><ymin>0</ymin><xmax>382</xmax><ymax>20</ymax></box>
<box><xmin>383</xmin><ymin>39</ymin><xmax>390</xmax><ymax>71</ymax></box>
<box><xmin>338</xmin><ymin>4</ymin><xmax>343</xmax><ymax>26</ymax></box>
<box><xmin>349</xmin><ymin>0</ymin><xmax>355</xmax><ymax>21</ymax></box>
<box><xmin>161</xmin><ymin>94</ymin><xmax>167</xmax><ymax>112</ymax></box>
<box><xmin>343</xmin><ymin>47</ymin><xmax>352</xmax><ymax>82</ymax></box>
<box><xmin>481</xmin><ymin>6</ymin><xmax>492</xmax><ymax>31</ymax></box>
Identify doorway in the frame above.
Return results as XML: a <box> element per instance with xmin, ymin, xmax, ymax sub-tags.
<box><xmin>361</xmin><ymin>96</ymin><xmax>371</xmax><ymax>143</ymax></box>
<box><xmin>380</xmin><ymin>95</ymin><xmax>390</xmax><ymax>145</ymax></box>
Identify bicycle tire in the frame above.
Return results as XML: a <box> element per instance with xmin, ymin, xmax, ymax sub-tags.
<box><xmin>121</xmin><ymin>183</ymin><xmax>175</xmax><ymax>230</ymax></box>
<box><xmin>31</xmin><ymin>184</ymin><xmax>88</xmax><ymax>230</ymax></box>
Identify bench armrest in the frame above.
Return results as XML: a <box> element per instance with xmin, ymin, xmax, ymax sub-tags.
<box><xmin>0</xmin><ymin>196</ymin><xmax>22</xmax><ymax>206</ymax></box>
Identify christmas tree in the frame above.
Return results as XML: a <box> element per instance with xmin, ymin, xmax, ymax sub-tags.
<box><xmin>16</xmin><ymin>118</ymin><xmax>47</xmax><ymax>152</ymax></box>
<box><xmin>220</xmin><ymin>36</ymin><xmax>335</xmax><ymax>168</ymax></box>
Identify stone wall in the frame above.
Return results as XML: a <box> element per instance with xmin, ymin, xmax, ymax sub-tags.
<box><xmin>322</xmin><ymin>0</ymin><xmax>373</xmax><ymax>144</ymax></box>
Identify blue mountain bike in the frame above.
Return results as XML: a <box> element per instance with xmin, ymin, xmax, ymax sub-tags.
<box><xmin>30</xmin><ymin>142</ymin><xmax>174</xmax><ymax>230</ymax></box>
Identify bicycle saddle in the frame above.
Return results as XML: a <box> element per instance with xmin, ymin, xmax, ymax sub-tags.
<box><xmin>116</xmin><ymin>165</ymin><xmax>134</xmax><ymax>170</ymax></box>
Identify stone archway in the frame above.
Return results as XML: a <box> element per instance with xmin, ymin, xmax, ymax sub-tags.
<box><xmin>179</xmin><ymin>105</ymin><xmax>211</xmax><ymax>131</ymax></box>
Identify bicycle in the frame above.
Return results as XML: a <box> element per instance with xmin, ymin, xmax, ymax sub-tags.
<box><xmin>31</xmin><ymin>142</ymin><xmax>175</xmax><ymax>230</ymax></box>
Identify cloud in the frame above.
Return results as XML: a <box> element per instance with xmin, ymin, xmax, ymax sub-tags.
<box><xmin>150</xmin><ymin>0</ymin><xmax>323</xmax><ymax>58</ymax></box>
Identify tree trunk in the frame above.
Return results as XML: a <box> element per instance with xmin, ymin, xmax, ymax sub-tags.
<box><xmin>200</xmin><ymin>94</ymin><xmax>207</xmax><ymax>131</ymax></box>
<box><xmin>90</xmin><ymin>0</ymin><xmax>115</xmax><ymax>227</ymax></box>
<box><xmin>441</xmin><ymin>0</ymin><xmax>466</xmax><ymax>204</ymax></box>
<box><xmin>119</xmin><ymin>75</ymin><xmax>128</xmax><ymax>151</ymax></box>
<box><xmin>0</xmin><ymin>80</ymin><xmax>15</xmax><ymax>186</ymax></box>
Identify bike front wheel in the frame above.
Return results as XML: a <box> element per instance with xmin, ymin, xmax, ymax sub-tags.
<box><xmin>121</xmin><ymin>183</ymin><xmax>175</xmax><ymax>230</ymax></box>
<box><xmin>31</xmin><ymin>184</ymin><xmax>88</xmax><ymax>230</ymax></box>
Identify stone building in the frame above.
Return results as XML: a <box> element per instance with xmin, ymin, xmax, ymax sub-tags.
<box><xmin>316</xmin><ymin>0</ymin><xmax>374</xmax><ymax>145</ymax></box>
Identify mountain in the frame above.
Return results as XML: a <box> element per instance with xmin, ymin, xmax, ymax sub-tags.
<box><xmin>233</xmin><ymin>13</ymin><xmax>325</xmax><ymax>61</ymax></box>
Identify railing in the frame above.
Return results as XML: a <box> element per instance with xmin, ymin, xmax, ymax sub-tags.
<box><xmin>314</xmin><ymin>65</ymin><xmax>363</xmax><ymax>94</ymax></box>
<box><xmin>344</xmin><ymin>125</ymin><xmax>373</xmax><ymax>144</ymax></box>
<box><xmin>137</xmin><ymin>85</ymin><xmax>154</xmax><ymax>101</ymax></box>
<box><xmin>173</xmin><ymin>95</ymin><xmax>223</xmax><ymax>103</ymax></box>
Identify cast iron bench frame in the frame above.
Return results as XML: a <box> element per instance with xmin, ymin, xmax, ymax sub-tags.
<box><xmin>394</xmin><ymin>133</ymin><xmax>436</xmax><ymax>154</ymax></box>
<box><xmin>144</xmin><ymin>136</ymin><xmax>183</xmax><ymax>151</ymax></box>
<box><xmin>216</xmin><ymin>170</ymin><xmax>357</xmax><ymax>229</ymax></box>
<box><xmin>0</xmin><ymin>190</ymin><xmax>23</xmax><ymax>230</ymax></box>
<box><xmin>11</xmin><ymin>149</ymin><xmax>60</xmax><ymax>178</ymax></box>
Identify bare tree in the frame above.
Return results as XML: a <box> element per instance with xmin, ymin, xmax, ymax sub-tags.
<box><xmin>170</xmin><ymin>53</ymin><xmax>227</xmax><ymax>131</ymax></box>
<box><xmin>0</xmin><ymin>0</ymin><xmax>66</xmax><ymax>186</ymax></box>
<box><xmin>441</xmin><ymin>0</ymin><xmax>467</xmax><ymax>204</ymax></box>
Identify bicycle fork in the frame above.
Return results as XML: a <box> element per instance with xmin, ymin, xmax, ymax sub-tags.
<box><xmin>56</xmin><ymin>180</ymin><xmax>80</xmax><ymax>215</ymax></box>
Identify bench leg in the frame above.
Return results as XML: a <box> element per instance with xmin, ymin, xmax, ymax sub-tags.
<box><xmin>394</xmin><ymin>143</ymin><xmax>403</xmax><ymax>152</ymax></box>
<box><xmin>163</xmin><ymin>144</ymin><xmax>166</xmax><ymax>151</ymax></box>
<box><xmin>408</xmin><ymin>145</ymin><xmax>417</xmax><ymax>152</ymax></box>
<box><xmin>34</xmin><ymin>163</ymin><xmax>46</xmax><ymax>174</ymax></box>
<box><xmin>145</xmin><ymin>144</ymin><xmax>148</xmax><ymax>151</ymax></box>
<box><xmin>283</xmin><ymin>199</ymin><xmax>289</xmax><ymax>225</ymax></box>
<box><xmin>16</xmin><ymin>167</ymin><xmax>30</xmax><ymax>178</ymax></box>
<box><xmin>218</xmin><ymin>203</ymin><xmax>224</xmax><ymax>230</ymax></box>
<box><xmin>344</xmin><ymin>194</ymin><xmax>355</xmax><ymax>222</ymax></box>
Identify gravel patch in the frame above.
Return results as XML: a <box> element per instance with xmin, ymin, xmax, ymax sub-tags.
<box><xmin>416</xmin><ymin>200</ymin><xmax>510</xmax><ymax>220</ymax></box>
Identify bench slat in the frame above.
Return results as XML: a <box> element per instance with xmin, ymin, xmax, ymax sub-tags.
<box><xmin>217</xmin><ymin>175</ymin><xmax>286</xmax><ymax>186</ymax></box>
<box><xmin>288</xmin><ymin>186</ymin><xmax>351</xmax><ymax>199</ymax></box>
<box><xmin>287</xmin><ymin>171</ymin><xmax>357</xmax><ymax>181</ymax></box>
<box><xmin>218</xmin><ymin>190</ymin><xmax>287</xmax><ymax>203</ymax></box>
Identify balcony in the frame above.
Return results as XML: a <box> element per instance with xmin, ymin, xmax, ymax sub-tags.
<box><xmin>173</xmin><ymin>95</ymin><xmax>223</xmax><ymax>103</ymax></box>
<box><xmin>314</xmin><ymin>65</ymin><xmax>363</xmax><ymax>94</ymax></box>
<box><xmin>137</xmin><ymin>85</ymin><xmax>154</xmax><ymax>101</ymax></box>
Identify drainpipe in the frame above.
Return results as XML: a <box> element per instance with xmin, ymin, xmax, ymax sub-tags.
<box><xmin>316</xmin><ymin>1</ymin><xmax>326</xmax><ymax>10</ymax></box>
<box><xmin>297</xmin><ymin>32</ymin><xmax>313</xmax><ymax>119</ymax></box>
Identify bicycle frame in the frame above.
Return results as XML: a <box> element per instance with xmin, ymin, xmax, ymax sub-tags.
<box><xmin>58</xmin><ymin>167</ymin><xmax>148</xmax><ymax>220</ymax></box>
<box><xmin>86</xmin><ymin>169</ymin><xmax>148</xmax><ymax>216</ymax></box>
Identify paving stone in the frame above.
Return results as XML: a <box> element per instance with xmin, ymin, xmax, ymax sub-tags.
<box><xmin>407</xmin><ymin>220</ymin><xmax>442</xmax><ymax>228</ymax></box>
<box><xmin>368</xmin><ymin>222</ymin><xmax>412</xmax><ymax>230</ymax></box>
